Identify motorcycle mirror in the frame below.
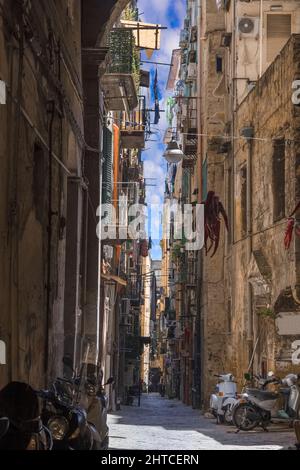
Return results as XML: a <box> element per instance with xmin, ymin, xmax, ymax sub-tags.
<box><xmin>0</xmin><ymin>418</ymin><xmax>9</xmax><ymax>439</ymax></box>
<box><xmin>244</xmin><ymin>373</ymin><xmax>251</xmax><ymax>381</ymax></box>
<box><xmin>105</xmin><ymin>377</ymin><xmax>114</xmax><ymax>386</ymax></box>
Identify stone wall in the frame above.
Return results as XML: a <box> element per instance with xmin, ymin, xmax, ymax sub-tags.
<box><xmin>230</xmin><ymin>35</ymin><xmax>300</xmax><ymax>382</ymax></box>
<box><xmin>0</xmin><ymin>0</ymin><xmax>83</xmax><ymax>388</ymax></box>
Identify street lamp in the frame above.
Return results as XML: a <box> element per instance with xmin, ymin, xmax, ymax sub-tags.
<box><xmin>163</xmin><ymin>138</ymin><xmax>184</xmax><ymax>164</ymax></box>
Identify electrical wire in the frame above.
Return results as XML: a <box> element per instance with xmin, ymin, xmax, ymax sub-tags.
<box><xmin>0</xmin><ymin>5</ymin><xmax>100</xmax><ymax>154</ymax></box>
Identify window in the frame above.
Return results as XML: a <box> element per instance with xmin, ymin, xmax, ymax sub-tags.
<box><xmin>216</xmin><ymin>55</ymin><xmax>223</xmax><ymax>73</ymax></box>
<box><xmin>240</xmin><ymin>166</ymin><xmax>247</xmax><ymax>237</ymax></box>
<box><xmin>267</xmin><ymin>14</ymin><xmax>291</xmax><ymax>63</ymax></box>
<box><xmin>273</xmin><ymin>139</ymin><xmax>285</xmax><ymax>221</ymax></box>
<box><xmin>227</xmin><ymin>167</ymin><xmax>232</xmax><ymax>244</ymax></box>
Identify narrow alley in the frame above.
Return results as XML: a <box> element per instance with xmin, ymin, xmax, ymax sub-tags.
<box><xmin>108</xmin><ymin>394</ymin><xmax>295</xmax><ymax>451</ymax></box>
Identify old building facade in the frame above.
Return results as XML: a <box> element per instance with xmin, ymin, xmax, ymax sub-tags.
<box><xmin>158</xmin><ymin>0</ymin><xmax>300</xmax><ymax>409</ymax></box>
<box><xmin>0</xmin><ymin>0</ymin><xmax>133</xmax><ymax>392</ymax></box>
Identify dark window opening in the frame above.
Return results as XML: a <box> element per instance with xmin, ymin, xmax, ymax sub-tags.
<box><xmin>216</xmin><ymin>55</ymin><xmax>223</xmax><ymax>73</ymax></box>
<box><xmin>272</xmin><ymin>139</ymin><xmax>285</xmax><ymax>222</ymax></box>
<box><xmin>227</xmin><ymin>299</ymin><xmax>232</xmax><ymax>334</ymax></box>
<box><xmin>241</xmin><ymin>165</ymin><xmax>247</xmax><ymax>237</ymax></box>
<box><xmin>227</xmin><ymin>167</ymin><xmax>232</xmax><ymax>244</ymax></box>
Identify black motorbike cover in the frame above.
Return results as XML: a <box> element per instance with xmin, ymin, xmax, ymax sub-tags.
<box><xmin>0</xmin><ymin>418</ymin><xmax>9</xmax><ymax>439</ymax></box>
<box><xmin>0</xmin><ymin>382</ymin><xmax>41</xmax><ymax>450</ymax></box>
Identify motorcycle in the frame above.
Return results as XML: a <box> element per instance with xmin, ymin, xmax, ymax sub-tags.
<box><xmin>39</xmin><ymin>357</ymin><xmax>107</xmax><ymax>450</ymax></box>
<box><xmin>0</xmin><ymin>382</ymin><xmax>52</xmax><ymax>450</ymax></box>
<box><xmin>64</xmin><ymin>356</ymin><xmax>113</xmax><ymax>449</ymax></box>
<box><xmin>39</xmin><ymin>377</ymin><xmax>102</xmax><ymax>450</ymax></box>
<box><xmin>233</xmin><ymin>373</ymin><xmax>300</xmax><ymax>432</ymax></box>
<box><xmin>210</xmin><ymin>374</ymin><xmax>237</xmax><ymax>425</ymax></box>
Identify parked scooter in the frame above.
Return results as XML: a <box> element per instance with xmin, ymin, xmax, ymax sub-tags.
<box><xmin>79</xmin><ymin>362</ymin><xmax>114</xmax><ymax>450</ymax></box>
<box><xmin>210</xmin><ymin>374</ymin><xmax>237</xmax><ymax>425</ymax></box>
<box><xmin>39</xmin><ymin>357</ymin><xmax>109</xmax><ymax>450</ymax></box>
<box><xmin>39</xmin><ymin>377</ymin><xmax>102</xmax><ymax>450</ymax></box>
<box><xmin>0</xmin><ymin>382</ymin><xmax>52</xmax><ymax>450</ymax></box>
<box><xmin>233</xmin><ymin>373</ymin><xmax>300</xmax><ymax>432</ymax></box>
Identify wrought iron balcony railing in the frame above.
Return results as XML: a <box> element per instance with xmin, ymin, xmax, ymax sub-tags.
<box><xmin>120</xmin><ymin>96</ymin><xmax>146</xmax><ymax>149</ymax></box>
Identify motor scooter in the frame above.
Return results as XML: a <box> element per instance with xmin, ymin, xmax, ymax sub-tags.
<box><xmin>39</xmin><ymin>375</ymin><xmax>102</xmax><ymax>450</ymax></box>
<box><xmin>210</xmin><ymin>374</ymin><xmax>237</xmax><ymax>425</ymax></box>
<box><xmin>63</xmin><ymin>356</ymin><xmax>113</xmax><ymax>450</ymax></box>
<box><xmin>233</xmin><ymin>373</ymin><xmax>300</xmax><ymax>432</ymax></box>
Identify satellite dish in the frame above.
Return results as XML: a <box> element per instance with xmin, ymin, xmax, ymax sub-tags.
<box><xmin>238</xmin><ymin>18</ymin><xmax>255</xmax><ymax>34</ymax></box>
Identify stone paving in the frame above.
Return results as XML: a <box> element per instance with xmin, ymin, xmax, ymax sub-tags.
<box><xmin>108</xmin><ymin>393</ymin><xmax>296</xmax><ymax>450</ymax></box>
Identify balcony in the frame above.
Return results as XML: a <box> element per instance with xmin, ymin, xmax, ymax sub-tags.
<box><xmin>186</xmin><ymin>63</ymin><xmax>197</xmax><ymax>82</ymax></box>
<box><xmin>179</xmin><ymin>29</ymin><xmax>189</xmax><ymax>48</ymax></box>
<box><xmin>120</xmin><ymin>96</ymin><xmax>146</xmax><ymax>149</ymax></box>
<box><xmin>101</xmin><ymin>29</ymin><xmax>139</xmax><ymax>112</ymax></box>
<box><xmin>181</xmin><ymin>100</ymin><xmax>198</xmax><ymax>168</ymax></box>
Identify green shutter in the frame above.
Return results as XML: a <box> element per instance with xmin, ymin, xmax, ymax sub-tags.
<box><xmin>182</xmin><ymin>168</ymin><xmax>190</xmax><ymax>203</ymax></box>
<box><xmin>102</xmin><ymin>127</ymin><xmax>113</xmax><ymax>205</ymax></box>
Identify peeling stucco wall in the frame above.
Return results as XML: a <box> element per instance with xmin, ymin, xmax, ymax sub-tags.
<box><xmin>230</xmin><ymin>35</ymin><xmax>300</xmax><ymax>383</ymax></box>
<box><xmin>0</xmin><ymin>0</ymin><xmax>83</xmax><ymax>388</ymax></box>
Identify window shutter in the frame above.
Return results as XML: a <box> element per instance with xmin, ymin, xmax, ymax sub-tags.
<box><xmin>102</xmin><ymin>127</ymin><xmax>113</xmax><ymax>205</ymax></box>
<box><xmin>267</xmin><ymin>14</ymin><xmax>291</xmax><ymax>63</ymax></box>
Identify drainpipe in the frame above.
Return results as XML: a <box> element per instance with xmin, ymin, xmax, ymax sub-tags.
<box><xmin>259</xmin><ymin>0</ymin><xmax>263</xmax><ymax>77</ymax></box>
<box><xmin>293</xmin><ymin>139</ymin><xmax>300</xmax><ymax>303</ymax></box>
<box><xmin>245</xmin><ymin>128</ymin><xmax>254</xmax><ymax>370</ymax></box>
<box><xmin>196</xmin><ymin>0</ymin><xmax>203</xmax><ymax>410</ymax></box>
<box><xmin>45</xmin><ymin>100</ymin><xmax>55</xmax><ymax>377</ymax></box>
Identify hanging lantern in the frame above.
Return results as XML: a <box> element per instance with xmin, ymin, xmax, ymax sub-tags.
<box><xmin>163</xmin><ymin>139</ymin><xmax>184</xmax><ymax>164</ymax></box>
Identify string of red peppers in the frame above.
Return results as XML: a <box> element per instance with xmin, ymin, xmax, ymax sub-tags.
<box><xmin>284</xmin><ymin>201</ymin><xmax>300</xmax><ymax>249</ymax></box>
<box><xmin>202</xmin><ymin>191</ymin><xmax>229</xmax><ymax>258</ymax></box>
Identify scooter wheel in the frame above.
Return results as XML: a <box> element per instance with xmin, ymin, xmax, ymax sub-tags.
<box><xmin>233</xmin><ymin>403</ymin><xmax>260</xmax><ymax>431</ymax></box>
<box><xmin>224</xmin><ymin>405</ymin><xmax>233</xmax><ymax>426</ymax></box>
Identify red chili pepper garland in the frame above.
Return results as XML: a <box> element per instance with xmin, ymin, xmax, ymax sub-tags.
<box><xmin>203</xmin><ymin>191</ymin><xmax>229</xmax><ymax>257</ymax></box>
<box><xmin>284</xmin><ymin>201</ymin><xmax>300</xmax><ymax>250</ymax></box>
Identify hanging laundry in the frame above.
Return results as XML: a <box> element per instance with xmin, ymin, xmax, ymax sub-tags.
<box><xmin>152</xmin><ymin>69</ymin><xmax>162</xmax><ymax>125</ymax></box>
<box><xmin>166</xmin><ymin>97</ymin><xmax>176</xmax><ymax>126</ymax></box>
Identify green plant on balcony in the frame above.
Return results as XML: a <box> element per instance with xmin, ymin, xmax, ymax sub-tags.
<box><xmin>108</xmin><ymin>29</ymin><xmax>140</xmax><ymax>93</ymax></box>
<box><xmin>123</xmin><ymin>6</ymin><xmax>139</xmax><ymax>21</ymax></box>
<box><xmin>171</xmin><ymin>241</ymin><xmax>185</xmax><ymax>263</ymax></box>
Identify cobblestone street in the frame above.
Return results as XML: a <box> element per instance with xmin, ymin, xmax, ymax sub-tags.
<box><xmin>108</xmin><ymin>394</ymin><xmax>296</xmax><ymax>450</ymax></box>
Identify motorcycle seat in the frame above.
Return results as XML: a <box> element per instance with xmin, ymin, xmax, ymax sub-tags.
<box><xmin>246</xmin><ymin>388</ymin><xmax>278</xmax><ymax>401</ymax></box>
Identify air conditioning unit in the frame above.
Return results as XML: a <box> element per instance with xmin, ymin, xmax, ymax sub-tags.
<box><xmin>238</xmin><ymin>17</ymin><xmax>260</xmax><ymax>38</ymax></box>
